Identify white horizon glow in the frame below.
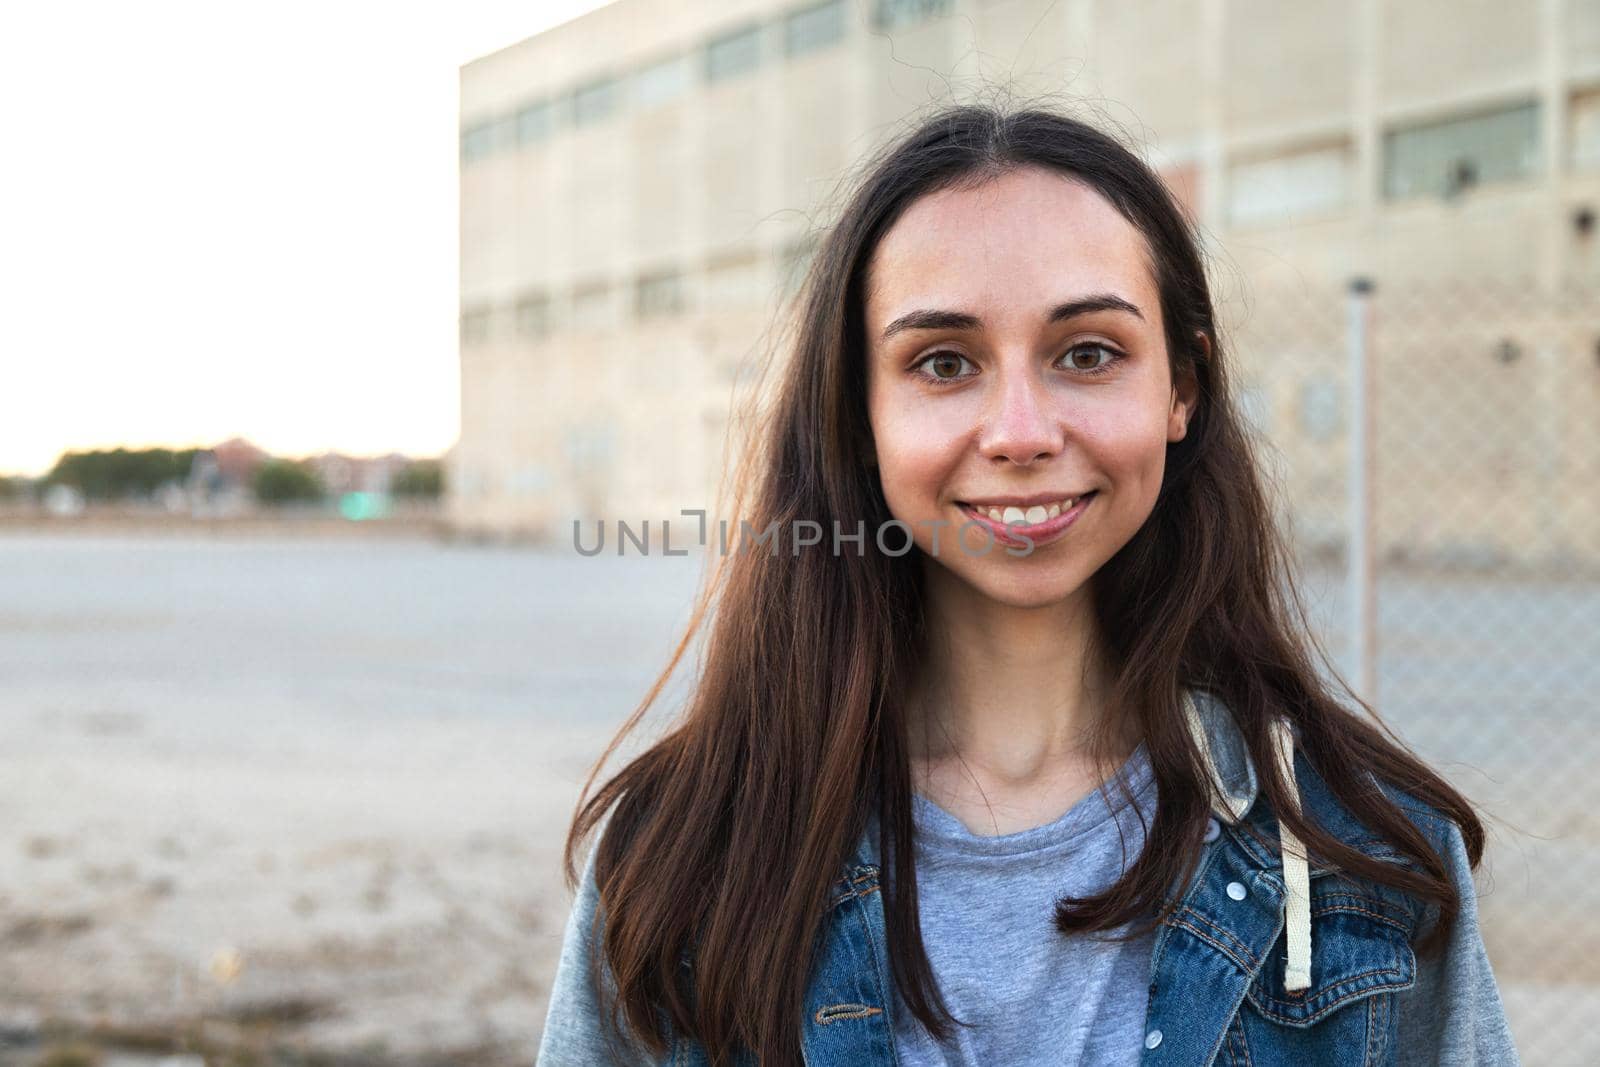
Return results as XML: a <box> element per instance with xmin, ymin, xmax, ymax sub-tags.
<box><xmin>0</xmin><ymin>0</ymin><xmax>613</xmax><ymax>477</ymax></box>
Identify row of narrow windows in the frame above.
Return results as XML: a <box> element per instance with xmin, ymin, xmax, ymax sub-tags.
<box><xmin>462</xmin><ymin>91</ymin><xmax>1600</xmax><ymax>346</ymax></box>
<box><xmin>461</xmin><ymin>0</ymin><xmax>952</xmax><ymax>163</ymax></box>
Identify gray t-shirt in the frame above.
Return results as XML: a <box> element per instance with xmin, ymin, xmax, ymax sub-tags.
<box><xmin>891</xmin><ymin>742</ymin><xmax>1158</xmax><ymax>1066</ymax></box>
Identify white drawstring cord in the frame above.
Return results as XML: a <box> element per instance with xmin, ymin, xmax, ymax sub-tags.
<box><xmin>1268</xmin><ymin>717</ymin><xmax>1313</xmax><ymax>993</ymax></box>
<box><xmin>1183</xmin><ymin>692</ymin><xmax>1314</xmax><ymax>993</ymax></box>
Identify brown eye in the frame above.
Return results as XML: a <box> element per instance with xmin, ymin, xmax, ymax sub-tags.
<box><xmin>915</xmin><ymin>350</ymin><xmax>975</xmax><ymax>383</ymax></box>
<box><xmin>1062</xmin><ymin>342</ymin><xmax>1122</xmax><ymax>374</ymax></box>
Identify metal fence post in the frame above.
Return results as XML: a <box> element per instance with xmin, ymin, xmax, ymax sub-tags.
<box><xmin>1346</xmin><ymin>277</ymin><xmax>1376</xmax><ymax>703</ymax></box>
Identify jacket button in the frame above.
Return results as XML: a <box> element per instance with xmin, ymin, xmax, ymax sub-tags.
<box><xmin>1145</xmin><ymin>1029</ymin><xmax>1163</xmax><ymax>1049</ymax></box>
<box><xmin>1226</xmin><ymin>881</ymin><xmax>1248</xmax><ymax>900</ymax></box>
<box><xmin>1203</xmin><ymin>818</ymin><xmax>1220</xmax><ymax>843</ymax></box>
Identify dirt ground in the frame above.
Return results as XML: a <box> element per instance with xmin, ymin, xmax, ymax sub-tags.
<box><xmin>0</xmin><ymin>532</ymin><xmax>1594</xmax><ymax>1064</ymax></box>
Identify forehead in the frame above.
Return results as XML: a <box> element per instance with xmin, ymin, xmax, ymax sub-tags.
<box><xmin>864</xmin><ymin>166</ymin><xmax>1157</xmax><ymax>328</ymax></box>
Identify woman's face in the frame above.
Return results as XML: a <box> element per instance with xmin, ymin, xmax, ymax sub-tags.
<box><xmin>863</xmin><ymin>165</ymin><xmax>1200</xmax><ymax>609</ymax></box>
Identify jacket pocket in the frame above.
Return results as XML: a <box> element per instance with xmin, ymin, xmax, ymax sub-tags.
<box><xmin>1243</xmin><ymin>887</ymin><xmax>1417</xmax><ymax>1026</ymax></box>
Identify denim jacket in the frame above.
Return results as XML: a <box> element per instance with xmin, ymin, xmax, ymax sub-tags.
<box><xmin>537</xmin><ymin>689</ymin><xmax>1520</xmax><ymax>1065</ymax></box>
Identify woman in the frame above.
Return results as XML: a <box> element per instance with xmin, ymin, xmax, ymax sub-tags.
<box><xmin>536</xmin><ymin>105</ymin><xmax>1520</xmax><ymax>1066</ymax></box>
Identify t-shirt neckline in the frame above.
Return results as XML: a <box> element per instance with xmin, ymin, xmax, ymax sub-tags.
<box><xmin>909</xmin><ymin>740</ymin><xmax>1156</xmax><ymax>857</ymax></box>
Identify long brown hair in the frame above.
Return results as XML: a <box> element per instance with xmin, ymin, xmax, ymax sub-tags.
<box><xmin>559</xmin><ymin>103</ymin><xmax>1486</xmax><ymax>1067</ymax></box>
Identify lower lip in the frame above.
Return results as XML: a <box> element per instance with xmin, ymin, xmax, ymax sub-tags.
<box><xmin>956</xmin><ymin>492</ymin><xmax>1096</xmax><ymax>550</ymax></box>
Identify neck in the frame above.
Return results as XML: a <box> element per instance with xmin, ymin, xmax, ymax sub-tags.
<box><xmin>907</xmin><ymin>563</ymin><xmax>1133</xmax><ymax>789</ymax></box>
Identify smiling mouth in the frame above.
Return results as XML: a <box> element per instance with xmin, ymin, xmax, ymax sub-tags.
<box><xmin>955</xmin><ymin>491</ymin><xmax>1097</xmax><ymax>527</ymax></box>
<box><xmin>953</xmin><ymin>491</ymin><xmax>1098</xmax><ymax>547</ymax></box>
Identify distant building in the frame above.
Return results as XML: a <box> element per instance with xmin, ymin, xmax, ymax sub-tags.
<box><xmin>211</xmin><ymin>437</ymin><xmax>270</xmax><ymax>485</ymax></box>
<box><xmin>307</xmin><ymin>451</ymin><xmax>413</xmax><ymax>495</ymax></box>
<box><xmin>458</xmin><ymin>0</ymin><xmax>1600</xmax><ymax>563</ymax></box>
<box><xmin>186</xmin><ymin>437</ymin><xmax>269</xmax><ymax>517</ymax></box>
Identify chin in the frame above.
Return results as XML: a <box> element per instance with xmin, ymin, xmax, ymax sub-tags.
<box><xmin>942</xmin><ymin>559</ymin><xmax>1091</xmax><ymax>610</ymax></box>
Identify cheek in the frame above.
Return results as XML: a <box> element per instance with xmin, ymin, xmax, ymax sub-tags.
<box><xmin>1082</xmin><ymin>403</ymin><xmax>1174</xmax><ymax>504</ymax></box>
<box><xmin>875</xmin><ymin>433</ymin><xmax>955</xmax><ymax>515</ymax></box>
<box><xmin>869</xmin><ymin>394</ymin><xmax>970</xmax><ymax>514</ymax></box>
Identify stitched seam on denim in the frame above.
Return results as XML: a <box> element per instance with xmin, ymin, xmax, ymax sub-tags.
<box><xmin>1311</xmin><ymin>891</ymin><xmax>1409</xmax><ymax>918</ymax></box>
<box><xmin>1379</xmin><ymin>987</ymin><xmax>1393</xmax><ymax>1061</ymax></box>
<box><xmin>1318</xmin><ymin>895</ymin><xmax>1408</xmax><ymax>921</ymax></box>
<box><xmin>1168</xmin><ymin>914</ymin><xmax>1257</xmax><ymax>971</ymax></box>
<box><xmin>1363</xmin><ymin>988</ymin><xmax>1378</xmax><ymax>1067</ymax></box>
<box><xmin>1172</xmin><ymin>910</ymin><xmax>1256</xmax><ymax>970</ymax></box>
<box><xmin>1233</xmin><ymin>819</ymin><xmax>1276</xmax><ymax>869</ymax></box>
<box><xmin>1253</xmin><ymin>963</ymin><xmax>1404</xmax><ymax>1010</ymax></box>
<box><xmin>835</xmin><ymin>883</ymin><xmax>881</xmax><ymax>907</ymax></box>
<box><xmin>1175</xmin><ymin>906</ymin><xmax>1259</xmax><ymax>967</ymax></box>
<box><xmin>828</xmin><ymin>870</ymin><xmax>880</xmax><ymax>910</ymax></box>
<box><xmin>1249</xmin><ymin>965</ymin><xmax>1406</xmax><ymax>1022</ymax></box>
<box><xmin>1221</xmin><ymin>1018</ymin><xmax>1240</xmax><ymax>1067</ymax></box>
<box><xmin>1233</xmin><ymin>1013</ymin><xmax>1254</xmax><ymax>1067</ymax></box>
<box><xmin>1309</xmin><ymin>901</ymin><xmax>1411</xmax><ymax>933</ymax></box>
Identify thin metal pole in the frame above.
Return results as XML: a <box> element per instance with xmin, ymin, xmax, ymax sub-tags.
<box><xmin>1346</xmin><ymin>277</ymin><xmax>1376</xmax><ymax>703</ymax></box>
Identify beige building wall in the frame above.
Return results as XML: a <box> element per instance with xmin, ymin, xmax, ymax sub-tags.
<box><xmin>456</xmin><ymin>0</ymin><xmax>1600</xmax><ymax>568</ymax></box>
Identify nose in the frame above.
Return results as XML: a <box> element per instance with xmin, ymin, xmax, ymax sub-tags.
<box><xmin>977</xmin><ymin>363</ymin><xmax>1064</xmax><ymax>466</ymax></box>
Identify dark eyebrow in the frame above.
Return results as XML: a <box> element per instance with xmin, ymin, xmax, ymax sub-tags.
<box><xmin>878</xmin><ymin>293</ymin><xmax>1144</xmax><ymax>341</ymax></box>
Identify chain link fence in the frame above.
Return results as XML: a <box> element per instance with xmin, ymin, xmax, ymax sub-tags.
<box><xmin>1223</xmin><ymin>275</ymin><xmax>1600</xmax><ymax>1064</ymax></box>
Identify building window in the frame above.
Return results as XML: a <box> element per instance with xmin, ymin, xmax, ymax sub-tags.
<box><xmin>516</xmin><ymin>293</ymin><xmax>552</xmax><ymax>339</ymax></box>
<box><xmin>460</xmin><ymin>306</ymin><xmax>494</xmax><ymax>345</ymax></box>
<box><xmin>873</xmin><ymin>0</ymin><xmax>952</xmax><ymax>30</ymax></box>
<box><xmin>572</xmin><ymin>77</ymin><xmax>619</xmax><ymax>126</ymax></box>
<box><xmin>633</xmin><ymin>54</ymin><xmax>693</xmax><ymax>108</ymax></box>
<box><xmin>1383</xmin><ymin>101</ymin><xmax>1541</xmax><ymax>200</ymax></box>
<box><xmin>516</xmin><ymin>100</ymin><xmax>554</xmax><ymax>145</ymax></box>
<box><xmin>706</xmin><ymin>24</ymin><xmax>762</xmax><ymax>81</ymax></box>
<box><xmin>571</xmin><ymin>282</ymin><xmax>616</xmax><ymax>332</ymax></box>
<box><xmin>636</xmin><ymin>271</ymin><xmax>686</xmax><ymax>318</ymax></box>
<box><xmin>460</xmin><ymin>121</ymin><xmax>500</xmax><ymax>163</ymax></box>
<box><xmin>786</xmin><ymin>1</ymin><xmax>847</xmax><ymax>57</ymax></box>
<box><xmin>1227</xmin><ymin>144</ymin><xmax>1352</xmax><ymax>227</ymax></box>
<box><xmin>1572</xmin><ymin>90</ymin><xmax>1600</xmax><ymax>172</ymax></box>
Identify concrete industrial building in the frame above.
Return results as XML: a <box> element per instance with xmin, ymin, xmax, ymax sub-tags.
<box><xmin>456</xmin><ymin>0</ymin><xmax>1600</xmax><ymax>568</ymax></box>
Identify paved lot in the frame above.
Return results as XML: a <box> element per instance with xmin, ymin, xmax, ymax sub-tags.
<box><xmin>0</xmin><ymin>535</ymin><xmax>1592</xmax><ymax>1063</ymax></box>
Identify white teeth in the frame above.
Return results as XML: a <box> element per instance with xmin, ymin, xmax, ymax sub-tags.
<box><xmin>970</xmin><ymin>496</ymin><xmax>1085</xmax><ymax>525</ymax></box>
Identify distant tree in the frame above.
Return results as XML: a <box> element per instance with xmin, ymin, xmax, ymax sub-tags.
<box><xmin>46</xmin><ymin>448</ymin><xmax>199</xmax><ymax>500</ymax></box>
<box><xmin>0</xmin><ymin>475</ymin><xmax>30</xmax><ymax>502</ymax></box>
<box><xmin>253</xmin><ymin>459</ymin><xmax>324</xmax><ymax>505</ymax></box>
<box><xmin>390</xmin><ymin>459</ymin><xmax>444</xmax><ymax>499</ymax></box>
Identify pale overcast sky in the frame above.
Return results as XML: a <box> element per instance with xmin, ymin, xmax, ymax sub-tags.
<box><xmin>0</xmin><ymin>1</ymin><xmax>613</xmax><ymax>477</ymax></box>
